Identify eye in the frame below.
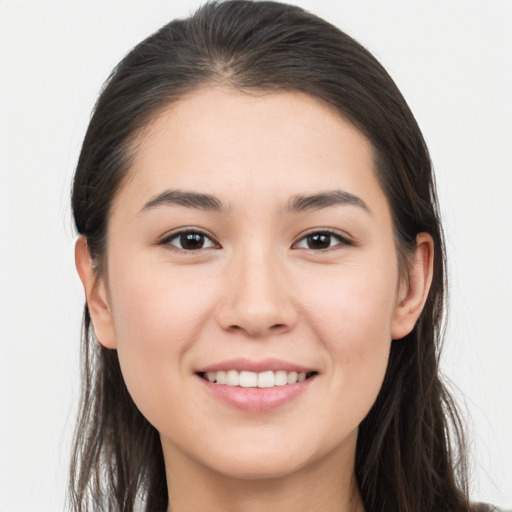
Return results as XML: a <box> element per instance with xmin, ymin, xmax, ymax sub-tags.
<box><xmin>293</xmin><ymin>231</ymin><xmax>350</xmax><ymax>250</ymax></box>
<box><xmin>161</xmin><ymin>230</ymin><xmax>218</xmax><ymax>251</ymax></box>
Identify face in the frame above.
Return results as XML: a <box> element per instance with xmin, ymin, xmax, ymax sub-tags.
<box><xmin>79</xmin><ymin>87</ymin><xmax>430</xmax><ymax>483</ymax></box>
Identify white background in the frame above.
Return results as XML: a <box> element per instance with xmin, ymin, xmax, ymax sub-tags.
<box><xmin>0</xmin><ymin>1</ymin><xmax>511</xmax><ymax>511</ymax></box>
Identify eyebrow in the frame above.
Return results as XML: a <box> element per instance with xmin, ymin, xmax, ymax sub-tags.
<box><xmin>139</xmin><ymin>188</ymin><xmax>370</xmax><ymax>215</ymax></box>
<box><xmin>285</xmin><ymin>190</ymin><xmax>371</xmax><ymax>214</ymax></box>
<box><xmin>140</xmin><ymin>189</ymin><xmax>228</xmax><ymax>213</ymax></box>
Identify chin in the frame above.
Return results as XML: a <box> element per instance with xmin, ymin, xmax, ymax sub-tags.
<box><xmin>197</xmin><ymin>432</ymin><xmax>346</xmax><ymax>482</ymax></box>
<box><xmin>207</xmin><ymin>453</ymin><xmax>309</xmax><ymax>481</ymax></box>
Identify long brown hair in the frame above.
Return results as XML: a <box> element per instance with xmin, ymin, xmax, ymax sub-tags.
<box><xmin>70</xmin><ymin>2</ymin><xmax>470</xmax><ymax>511</ymax></box>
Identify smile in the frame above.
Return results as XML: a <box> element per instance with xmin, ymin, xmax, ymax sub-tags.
<box><xmin>196</xmin><ymin>359</ymin><xmax>319</xmax><ymax>410</ymax></box>
<box><xmin>200</xmin><ymin>370</ymin><xmax>317</xmax><ymax>388</ymax></box>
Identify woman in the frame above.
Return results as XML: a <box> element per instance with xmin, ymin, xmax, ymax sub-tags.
<box><xmin>70</xmin><ymin>1</ymin><xmax>505</xmax><ymax>511</ymax></box>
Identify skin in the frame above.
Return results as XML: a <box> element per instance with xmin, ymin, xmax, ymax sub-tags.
<box><xmin>76</xmin><ymin>87</ymin><xmax>433</xmax><ymax>512</ymax></box>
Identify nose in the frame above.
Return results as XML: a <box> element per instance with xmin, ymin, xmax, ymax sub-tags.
<box><xmin>216</xmin><ymin>248</ymin><xmax>298</xmax><ymax>338</ymax></box>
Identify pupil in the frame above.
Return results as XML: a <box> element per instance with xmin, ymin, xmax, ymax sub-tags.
<box><xmin>307</xmin><ymin>233</ymin><xmax>331</xmax><ymax>249</ymax></box>
<box><xmin>180</xmin><ymin>233</ymin><xmax>204</xmax><ymax>250</ymax></box>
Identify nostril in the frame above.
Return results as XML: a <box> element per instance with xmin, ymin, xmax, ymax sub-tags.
<box><xmin>226</xmin><ymin>322</ymin><xmax>288</xmax><ymax>335</ymax></box>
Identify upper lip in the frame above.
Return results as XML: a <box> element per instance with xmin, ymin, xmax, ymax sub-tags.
<box><xmin>196</xmin><ymin>358</ymin><xmax>316</xmax><ymax>374</ymax></box>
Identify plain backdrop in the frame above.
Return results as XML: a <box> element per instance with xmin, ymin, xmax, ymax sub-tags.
<box><xmin>0</xmin><ymin>1</ymin><xmax>511</xmax><ymax>511</ymax></box>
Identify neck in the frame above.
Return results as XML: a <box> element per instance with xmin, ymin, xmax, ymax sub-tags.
<box><xmin>163</xmin><ymin>433</ymin><xmax>364</xmax><ymax>512</ymax></box>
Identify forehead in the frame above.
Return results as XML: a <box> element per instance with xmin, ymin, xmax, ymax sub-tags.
<box><xmin>115</xmin><ymin>87</ymin><xmax>384</xmax><ymax>214</ymax></box>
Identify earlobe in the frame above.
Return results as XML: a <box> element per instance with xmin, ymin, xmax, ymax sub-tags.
<box><xmin>75</xmin><ymin>236</ymin><xmax>117</xmax><ymax>349</ymax></box>
<box><xmin>391</xmin><ymin>233</ymin><xmax>434</xmax><ymax>340</ymax></box>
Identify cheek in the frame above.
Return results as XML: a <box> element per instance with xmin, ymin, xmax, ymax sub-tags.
<box><xmin>108</xmin><ymin>246</ymin><xmax>221</xmax><ymax>334</ymax></box>
<box><xmin>106</xmin><ymin>263</ymin><xmax>217</xmax><ymax>418</ymax></box>
<box><xmin>303</xmin><ymin>259</ymin><xmax>398</xmax><ymax>345</ymax></box>
<box><xmin>300</xmin><ymin>262</ymin><xmax>397</xmax><ymax>415</ymax></box>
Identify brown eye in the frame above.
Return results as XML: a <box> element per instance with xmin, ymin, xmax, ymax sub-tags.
<box><xmin>294</xmin><ymin>231</ymin><xmax>349</xmax><ymax>250</ymax></box>
<box><xmin>180</xmin><ymin>233</ymin><xmax>205</xmax><ymax>250</ymax></box>
<box><xmin>164</xmin><ymin>231</ymin><xmax>217</xmax><ymax>251</ymax></box>
<box><xmin>306</xmin><ymin>233</ymin><xmax>332</xmax><ymax>249</ymax></box>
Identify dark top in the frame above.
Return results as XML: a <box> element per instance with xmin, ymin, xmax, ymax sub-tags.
<box><xmin>473</xmin><ymin>504</ymin><xmax>510</xmax><ymax>512</ymax></box>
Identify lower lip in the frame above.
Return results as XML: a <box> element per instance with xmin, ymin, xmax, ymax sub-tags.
<box><xmin>197</xmin><ymin>375</ymin><xmax>316</xmax><ymax>412</ymax></box>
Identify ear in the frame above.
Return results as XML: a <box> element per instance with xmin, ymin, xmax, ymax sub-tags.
<box><xmin>75</xmin><ymin>235</ymin><xmax>117</xmax><ymax>349</ymax></box>
<box><xmin>391</xmin><ymin>233</ymin><xmax>434</xmax><ymax>340</ymax></box>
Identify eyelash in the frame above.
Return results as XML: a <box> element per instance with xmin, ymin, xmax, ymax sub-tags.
<box><xmin>159</xmin><ymin>229</ymin><xmax>219</xmax><ymax>252</ymax></box>
<box><xmin>292</xmin><ymin>229</ymin><xmax>352</xmax><ymax>251</ymax></box>
<box><xmin>159</xmin><ymin>228</ymin><xmax>352</xmax><ymax>252</ymax></box>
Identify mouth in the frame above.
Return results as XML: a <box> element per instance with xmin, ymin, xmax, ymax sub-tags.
<box><xmin>198</xmin><ymin>369</ymin><xmax>318</xmax><ymax>388</ymax></box>
<box><xmin>195</xmin><ymin>359</ymin><xmax>319</xmax><ymax>411</ymax></box>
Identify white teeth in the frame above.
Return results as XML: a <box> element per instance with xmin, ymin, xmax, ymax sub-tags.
<box><xmin>275</xmin><ymin>370</ymin><xmax>288</xmax><ymax>386</ymax></box>
<box><xmin>203</xmin><ymin>369</ymin><xmax>313</xmax><ymax>388</ymax></box>
<box><xmin>258</xmin><ymin>371</ymin><xmax>275</xmax><ymax>388</ymax></box>
<box><xmin>287</xmin><ymin>371</ymin><xmax>298</xmax><ymax>384</ymax></box>
<box><xmin>226</xmin><ymin>370</ymin><xmax>240</xmax><ymax>386</ymax></box>
<box><xmin>239</xmin><ymin>371</ymin><xmax>258</xmax><ymax>387</ymax></box>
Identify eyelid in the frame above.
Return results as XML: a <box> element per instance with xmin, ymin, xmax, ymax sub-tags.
<box><xmin>157</xmin><ymin>227</ymin><xmax>352</xmax><ymax>251</ymax></box>
<box><xmin>158</xmin><ymin>227</ymin><xmax>221</xmax><ymax>251</ymax></box>
<box><xmin>292</xmin><ymin>228</ymin><xmax>353</xmax><ymax>250</ymax></box>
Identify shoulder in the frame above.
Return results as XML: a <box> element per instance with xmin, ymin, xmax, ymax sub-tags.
<box><xmin>472</xmin><ymin>503</ymin><xmax>511</xmax><ymax>512</ymax></box>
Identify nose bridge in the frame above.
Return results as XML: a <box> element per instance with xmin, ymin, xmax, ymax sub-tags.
<box><xmin>217</xmin><ymin>242</ymin><xmax>297</xmax><ymax>336</ymax></box>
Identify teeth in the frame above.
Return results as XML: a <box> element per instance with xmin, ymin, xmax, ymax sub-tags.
<box><xmin>287</xmin><ymin>371</ymin><xmax>298</xmax><ymax>384</ymax></box>
<box><xmin>203</xmin><ymin>370</ymin><xmax>313</xmax><ymax>387</ymax></box>
<box><xmin>258</xmin><ymin>371</ymin><xmax>276</xmax><ymax>388</ymax></box>
<box><xmin>275</xmin><ymin>370</ymin><xmax>288</xmax><ymax>386</ymax></box>
<box><xmin>216</xmin><ymin>370</ymin><xmax>226</xmax><ymax>384</ymax></box>
<box><xmin>226</xmin><ymin>370</ymin><xmax>239</xmax><ymax>386</ymax></box>
<box><xmin>240</xmin><ymin>371</ymin><xmax>258</xmax><ymax>387</ymax></box>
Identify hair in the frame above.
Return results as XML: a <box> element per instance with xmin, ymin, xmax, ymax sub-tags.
<box><xmin>70</xmin><ymin>2</ymin><xmax>471</xmax><ymax>511</ymax></box>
